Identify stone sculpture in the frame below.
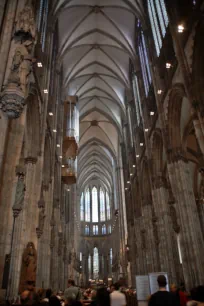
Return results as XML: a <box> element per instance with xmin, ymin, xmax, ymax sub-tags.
<box><xmin>13</xmin><ymin>174</ymin><xmax>26</xmax><ymax>217</ymax></box>
<box><xmin>0</xmin><ymin>0</ymin><xmax>35</xmax><ymax>119</ymax></box>
<box><xmin>15</xmin><ymin>0</ymin><xmax>36</xmax><ymax>40</ymax></box>
<box><xmin>19</xmin><ymin>242</ymin><xmax>37</xmax><ymax>293</ymax></box>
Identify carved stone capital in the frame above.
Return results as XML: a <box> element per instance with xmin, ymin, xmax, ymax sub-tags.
<box><xmin>16</xmin><ymin>163</ymin><xmax>26</xmax><ymax>177</ymax></box>
<box><xmin>13</xmin><ymin>208</ymin><xmax>22</xmax><ymax>218</ymax></box>
<box><xmin>25</xmin><ymin>156</ymin><xmax>38</xmax><ymax>164</ymax></box>
<box><xmin>38</xmin><ymin>198</ymin><xmax>45</xmax><ymax>208</ymax></box>
<box><xmin>36</xmin><ymin>227</ymin><xmax>42</xmax><ymax>239</ymax></box>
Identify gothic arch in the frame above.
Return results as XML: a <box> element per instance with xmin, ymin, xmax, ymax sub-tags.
<box><xmin>167</xmin><ymin>83</ymin><xmax>186</xmax><ymax>150</ymax></box>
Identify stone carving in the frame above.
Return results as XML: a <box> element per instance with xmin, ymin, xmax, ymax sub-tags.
<box><xmin>19</xmin><ymin>242</ymin><xmax>37</xmax><ymax>293</ymax></box>
<box><xmin>15</xmin><ymin>0</ymin><xmax>36</xmax><ymax>40</ymax></box>
<box><xmin>0</xmin><ymin>41</ymin><xmax>34</xmax><ymax>118</ymax></box>
<box><xmin>0</xmin><ymin>0</ymin><xmax>36</xmax><ymax>119</ymax></box>
<box><xmin>12</xmin><ymin>173</ymin><xmax>26</xmax><ymax>217</ymax></box>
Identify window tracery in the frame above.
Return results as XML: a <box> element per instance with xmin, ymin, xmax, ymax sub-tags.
<box><xmin>81</xmin><ymin>185</ymin><xmax>111</xmax><ymax>236</ymax></box>
<box><xmin>80</xmin><ymin>192</ymin><xmax>84</xmax><ymax>221</ymax></box>
<box><xmin>85</xmin><ymin>189</ymin><xmax>90</xmax><ymax>222</ymax></box>
<box><xmin>102</xmin><ymin>224</ymin><xmax>106</xmax><ymax>235</ymax></box>
<box><xmin>147</xmin><ymin>0</ymin><xmax>169</xmax><ymax>57</ymax></box>
<box><xmin>92</xmin><ymin>187</ymin><xmax>98</xmax><ymax>222</ymax></box>
<box><xmin>100</xmin><ymin>188</ymin><xmax>105</xmax><ymax>222</ymax></box>
<box><xmin>93</xmin><ymin>247</ymin><xmax>99</xmax><ymax>279</ymax></box>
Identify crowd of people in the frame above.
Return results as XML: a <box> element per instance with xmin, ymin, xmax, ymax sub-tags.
<box><xmin>148</xmin><ymin>275</ymin><xmax>204</xmax><ymax>306</ymax></box>
<box><xmin>5</xmin><ymin>276</ymin><xmax>204</xmax><ymax>306</ymax></box>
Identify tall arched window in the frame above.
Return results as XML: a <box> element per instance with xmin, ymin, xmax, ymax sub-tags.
<box><xmin>106</xmin><ymin>192</ymin><xmax>111</xmax><ymax>220</ymax></box>
<box><xmin>108</xmin><ymin>225</ymin><xmax>112</xmax><ymax>234</ymax></box>
<box><xmin>110</xmin><ymin>248</ymin><xmax>113</xmax><ymax>266</ymax></box>
<box><xmin>138</xmin><ymin>31</ymin><xmax>152</xmax><ymax>96</ymax></box>
<box><xmin>100</xmin><ymin>188</ymin><xmax>106</xmax><ymax>222</ymax></box>
<box><xmin>93</xmin><ymin>247</ymin><xmax>99</xmax><ymax>279</ymax></box>
<box><xmin>132</xmin><ymin>74</ymin><xmax>142</xmax><ymax>125</ymax></box>
<box><xmin>85</xmin><ymin>225</ymin><xmax>90</xmax><ymax>235</ymax></box>
<box><xmin>85</xmin><ymin>189</ymin><xmax>90</xmax><ymax>222</ymax></box>
<box><xmin>102</xmin><ymin>224</ymin><xmax>106</xmax><ymax>235</ymax></box>
<box><xmin>92</xmin><ymin>187</ymin><xmax>98</xmax><ymax>222</ymax></box>
<box><xmin>148</xmin><ymin>0</ymin><xmax>169</xmax><ymax>56</ymax></box>
<box><xmin>88</xmin><ymin>254</ymin><xmax>92</xmax><ymax>279</ymax></box>
<box><xmin>80</xmin><ymin>192</ymin><xmax>84</xmax><ymax>221</ymax></box>
<box><xmin>93</xmin><ymin>225</ymin><xmax>98</xmax><ymax>235</ymax></box>
<box><xmin>37</xmin><ymin>0</ymin><xmax>49</xmax><ymax>51</ymax></box>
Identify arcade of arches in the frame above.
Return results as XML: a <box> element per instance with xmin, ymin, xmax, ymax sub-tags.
<box><xmin>0</xmin><ymin>0</ymin><xmax>204</xmax><ymax>300</ymax></box>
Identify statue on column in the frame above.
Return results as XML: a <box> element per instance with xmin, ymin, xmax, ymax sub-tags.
<box><xmin>13</xmin><ymin>173</ymin><xmax>26</xmax><ymax>217</ymax></box>
<box><xmin>19</xmin><ymin>242</ymin><xmax>37</xmax><ymax>293</ymax></box>
<box><xmin>15</xmin><ymin>0</ymin><xmax>36</xmax><ymax>40</ymax></box>
<box><xmin>0</xmin><ymin>0</ymin><xmax>36</xmax><ymax>119</ymax></box>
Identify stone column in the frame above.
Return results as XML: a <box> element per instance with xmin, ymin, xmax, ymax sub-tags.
<box><xmin>22</xmin><ymin>157</ymin><xmax>38</xmax><ymax>244</ymax></box>
<box><xmin>36</xmin><ymin>184</ymin><xmax>52</xmax><ymax>289</ymax></box>
<box><xmin>152</xmin><ymin>180</ymin><xmax>177</xmax><ymax>283</ymax></box>
<box><xmin>7</xmin><ymin>165</ymin><xmax>26</xmax><ymax>300</ymax></box>
<box><xmin>0</xmin><ymin>0</ymin><xmax>18</xmax><ymax>88</ymax></box>
<box><xmin>0</xmin><ymin>111</ymin><xmax>26</xmax><ymax>297</ymax></box>
<box><xmin>142</xmin><ymin>204</ymin><xmax>160</xmax><ymax>273</ymax></box>
<box><xmin>134</xmin><ymin>217</ymin><xmax>146</xmax><ymax>275</ymax></box>
<box><xmin>91</xmin><ymin>254</ymin><xmax>93</xmax><ymax>279</ymax></box>
<box><xmin>168</xmin><ymin>157</ymin><xmax>204</xmax><ymax>289</ymax></box>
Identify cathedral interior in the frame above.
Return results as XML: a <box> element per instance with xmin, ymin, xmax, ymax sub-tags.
<box><xmin>0</xmin><ymin>0</ymin><xmax>204</xmax><ymax>300</ymax></box>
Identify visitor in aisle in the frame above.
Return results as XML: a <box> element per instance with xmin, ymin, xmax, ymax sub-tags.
<box><xmin>64</xmin><ymin>279</ymin><xmax>82</xmax><ymax>303</ymax></box>
<box><xmin>148</xmin><ymin>275</ymin><xmax>176</xmax><ymax>306</ymax></box>
<box><xmin>110</xmin><ymin>283</ymin><xmax>126</xmax><ymax>306</ymax></box>
<box><xmin>170</xmin><ymin>283</ymin><xmax>187</xmax><ymax>306</ymax></box>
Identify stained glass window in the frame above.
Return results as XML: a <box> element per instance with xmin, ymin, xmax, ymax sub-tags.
<box><xmin>102</xmin><ymin>224</ymin><xmax>106</xmax><ymax>235</ymax></box>
<box><xmin>85</xmin><ymin>189</ymin><xmax>90</xmax><ymax>222</ymax></box>
<box><xmin>148</xmin><ymin>0</ymin><xmax>169</xmax><ymax>57</ymax></box>
<box><xmin>93</xmin><ymin>248</ymin><xmax>99</xmax><ymax>279</ymax></box>
<box><xmin>132</xmin><ymin>75</ymin><xmax>142</xmax><ymax>125</ymax></box>
<box><xmin>127</xmin><ymin>106</ymin><xmax>134</xmax><ymax>147</ymax></box>
<box><xmin>93</xmin><ymin>225</ymin><xmax>98</xmax><ymax>235</ymax></box>
<box><xmin>110</xmin><ymin>248</ymin><xmax>113</xmax><ymax>266</ymax></box>
<box><xmin>85</xmin><ymin>225</ymin><xmax>90</xmax><ymax>235</ymax></box>
<box><xmin>41</xmin><ymin>0</ymin><xmax>48</xmax><ymax>51</ymax></box>
<box><xmin>108</xmin><ymin>225</ymin><xmax>112</xmax><ymax>234</ymax></box>
<box><xmin>88</xmin><ymin>255</ymin><xmax>92</xmax><ymax>279</ymax></box>
<box><xmin>100</xmin><ymin>188</ymin><xmax>106</xmax><ymax>222</ymax></box>
<box><xmin>138</xmin><ymin>30</ymin><xmax>152</xmax><ymax>97</ymax></box>
<box><xmin>92</xmin><ymin>187</ymin><xmax>98</xmax><ymax>222</ymax></box>
<box><xmin>37</xmin><ymin>0</ymin><xmax>44</xmax><ymax>30</ymax></box>
<box><xmin>106</xmin><ymin>192</ymin><xmax>111</xmax><ymax>220</ymax></box>
<box><xmin>80</xmin><ymin>192</ymin><xmax>84</xmax><ymax>221</ymax></box>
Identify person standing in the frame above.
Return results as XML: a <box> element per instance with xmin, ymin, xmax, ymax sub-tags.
<box><xmin>110</xmin><ymin>283</ymin><xmax>126</xmax><ymax>306</ymax></box>
<box><xmin>64</xmin><ymin>279</ymin><xmax>82</xmax><ymax>303</ymax></box>
<box><xmin>148</xmin><ymin>275</ymin><xmax>176</xmax><ymax>306</ymax></box>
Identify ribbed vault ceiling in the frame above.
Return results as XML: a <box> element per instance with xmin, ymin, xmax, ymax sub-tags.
<box><xmin>54</xmin><ymin>0</ymin><xmax>144</xmax><ymax>190</ymax></box>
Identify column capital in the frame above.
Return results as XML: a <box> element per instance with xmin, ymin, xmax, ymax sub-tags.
<box><xmin>13</xmin><ymin>208</ymin><xmax>22</xmax><ymax>218</ymax></box>
<box><xmin>25</xmin><ymin>156</ymin><xmax>38</xmax><ymax>164</ymax></box>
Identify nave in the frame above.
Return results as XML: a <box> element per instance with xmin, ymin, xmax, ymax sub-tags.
<box><xmin>0</xmin><ymin>0</ymin><xmax>204</xmax><ymax>304</ymax></box>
